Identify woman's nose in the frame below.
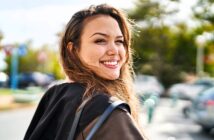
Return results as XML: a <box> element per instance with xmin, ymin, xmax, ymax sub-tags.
<box><xmin>107</xmin><ymin>42</ymin><xmax>118</xmax><ymax>55</ymax></box>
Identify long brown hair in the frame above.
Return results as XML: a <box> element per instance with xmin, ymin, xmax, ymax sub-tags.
<box><xmin>60</xmin><ymin>4</ymin><xmax>140</xmax><ymax>123</ymax></box>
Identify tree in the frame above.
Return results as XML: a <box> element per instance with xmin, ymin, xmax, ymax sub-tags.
<box><xmin>193</xmin><ymin>0</ymin><xmax>214</xmax><ymax>24</ymax></box>
<box><xmin>5</xmin><ymin>42</ymin><xmax>65</xmax><ymax>80</ymax></box>
<box><xmin>192</xmin><ymin>0</ymin><xmax>214</xmax><ymax>76</ymax></box>
<box><xmin>128</xmin><ymin>0</ymin><xmax>198</xmax><ymax>87</ymax></box>
<box><xmin>128</xmin><ymin>0</ymin><xmax>180</xmax><ymax>87</ymax></box>
<box><xmin>0</xmin><ymin>30</ymin><xmax>3</xmax><ymax>44</ymax></box>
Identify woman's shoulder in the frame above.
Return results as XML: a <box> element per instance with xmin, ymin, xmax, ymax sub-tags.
<box><xmin>44</xmin><ymin>82</ymin><xmax>86</xmax><ymax>98</ymax></box>
<box><xmin>40</xmin><ymin>82</ymin><xmax>86</xmax><ymax>109</ymax></box>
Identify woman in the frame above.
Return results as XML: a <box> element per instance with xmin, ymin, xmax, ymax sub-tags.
<box><xmin>24</xmin><ymin>4</ymin><xmax>145</xmax><ymax>140</ymax></box>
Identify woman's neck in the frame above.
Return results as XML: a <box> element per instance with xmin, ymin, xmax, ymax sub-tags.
<box><xmin>66</xmin><ymin>76</ymin><xmax>76</xmax><ymax>83</ymax></box>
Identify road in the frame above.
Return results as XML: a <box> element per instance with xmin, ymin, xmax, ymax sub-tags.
<box><xmin>140</xmin><ymin>98</ymin><xmax>214</xmax><ymax>140</ymax></box>
<box><xmin>0</xmin><ymin>106</ymin><xmax>36</xmax><ymax>140</ymax></box>
<box><xmin>0</xmin><ymin>98</ymin><xmax>213</xmax><ymax>140</ymax></box>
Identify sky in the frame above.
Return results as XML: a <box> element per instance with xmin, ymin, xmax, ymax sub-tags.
<box><xmin>0</xmin><ymin>0</ymin><xmax>136</xmax><ymax>49</ymax></box>
<box><xmin>0</xmin><ymin>0</ymin><xmax>195</xmax><ymax>49</ymax></box>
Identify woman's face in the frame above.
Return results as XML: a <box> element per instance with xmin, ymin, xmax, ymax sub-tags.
<box><xmin>78</xmin><ymin>15</ymin><xmax>126</xmax><ymax>80</ymax></box>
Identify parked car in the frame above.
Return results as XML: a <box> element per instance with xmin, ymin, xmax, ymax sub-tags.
<box><xmin>0</xmin><ymin>72</ymin><xmax>8</xmax><ymax>87</ymax></box>
<box><xmin>10</xmin><ymin>72</ymin><xmax>55</xmax><ymax>89</ymax></box>
<box><xmin>134</xmin><ymin>75</ymin><xmax>165</xmax><ymax>98</ymax></box>
<box><xmin>183</xmin><ymin>87</ymin><xmax>214</xmax><ymax>133</ymax></box>
<box><xmin>168</xmin><ymin>78</ymin><xmax>214</xmax><ymax>100</ymax></box>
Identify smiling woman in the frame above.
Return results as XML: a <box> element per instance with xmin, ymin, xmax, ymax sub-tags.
<box><xmin>75</xmin><ymin>15</ymin><xmax>126</xmax><ymax>80</ymax></box>
<box><xmin>24</xmin><ymin>4</ymin><xmax>146</xmax><ymax>140</ymax></box>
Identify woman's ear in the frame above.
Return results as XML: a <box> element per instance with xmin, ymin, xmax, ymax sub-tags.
<box><xmin>67</xmin><ymin>42</ymin><xmax>73</xmax><ymax>52</ymax></box>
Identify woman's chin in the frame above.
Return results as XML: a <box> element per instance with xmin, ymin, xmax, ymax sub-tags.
<box><xmin>102</xmin><ymin>74</ymin><xmax>120</xmax><ymax>81</ymax></box>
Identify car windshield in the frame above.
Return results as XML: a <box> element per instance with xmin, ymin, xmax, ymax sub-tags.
<box><xmin>199</xmin><ymin>87</ymin><xmax>214</xmax><ymax>101</ymax></box>
<box><xmin>194</xmin><ymin>78</ymin><xmax>214</xmax><ymax>86</ymax></box>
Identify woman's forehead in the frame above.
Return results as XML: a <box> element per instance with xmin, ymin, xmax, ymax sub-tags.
<box><xmin>81</xmin><ymin>15</ymin><xmax>123</xmax><ymax>38</ymax></box>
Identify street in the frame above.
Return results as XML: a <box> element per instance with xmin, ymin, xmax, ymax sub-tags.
<box><xmin>140</xmin><ymin>98</ymin><xmax>214</xmax><ymax>140</ymax></box>
<box><xmin>0</xmin><ymin>98</ymin><xmax>213</xmax><ymax>140</ymax></box>
<box><xmin>0</xmin><ymin>106</ymin><xmax>36</xmax><ymax>140</ymax></box>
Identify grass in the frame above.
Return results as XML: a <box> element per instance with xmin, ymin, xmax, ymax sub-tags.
<box><xmin>0</xmin><ymin>87</ymin><xmax>44</xmax><ymax>111</ymax></box>
<box><xmin>0</xmin><ymin>88</ymin><xmax>28</xmax><ymax>95</ymax></box>
<box><xmin>0</xmin><ymin>87</ymin><xmax>44</xmax><ymax>95</ymax></box>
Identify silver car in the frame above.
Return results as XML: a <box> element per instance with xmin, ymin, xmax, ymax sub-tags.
<box><xmin>168</xmin><ymin>78</ymin><xmax>214</xmax><ymax>100</ymax></box>
<box><xmin>186</xmin><ymin>87</ymin><xmax>214</xmax><ymax>133</ymax></box>
<box><xmin>134</xmin><ymin>74</ymin><xmax>165</xmax><ymax>97</ymax></box>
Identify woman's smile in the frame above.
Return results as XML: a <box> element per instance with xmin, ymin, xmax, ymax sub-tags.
<box><xmin>100</xmin><ymin>60</ymin><xmax>119</xmax><ymax>69</ymax></box>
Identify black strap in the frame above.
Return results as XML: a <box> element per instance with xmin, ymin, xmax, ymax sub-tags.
<box><xmin>68</xmin><ymin>97</ymin><xmax>130</xmax><ymax>140</ymax></box>
<box><xmin>85</xmin><ymin>100</ymin><xmax>129</xmax><ymax>140</ymax></box>
<box><xmin>67</xmin><ymin>96</ymin><xmax>93</xmax><ymax>140</ymax></box>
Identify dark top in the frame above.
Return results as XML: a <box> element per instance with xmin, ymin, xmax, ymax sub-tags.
<box><xmin>24</xmin><ymin>82</ymin><xmax>111</xmax><ymax>140</ymax></box>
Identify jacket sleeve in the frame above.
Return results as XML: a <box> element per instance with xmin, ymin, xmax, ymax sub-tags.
<box><xmin>23</xmin><ymin>86</ymin><xmax>55</xmax><ymax>140</ymax></box>
<box><xmin>76</xmin><ymin>109</ymin><xmax>145</xmax><ymax>140</ymax></box>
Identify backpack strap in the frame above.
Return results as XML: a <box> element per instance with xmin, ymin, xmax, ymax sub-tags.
<box><xmin>67</xmin><ymin>96</ymin><xmax>93</xmax><ymax>140</ymax></box>
<box><xmin>68</xmin><ymin>97</ymin><xmax>130</xmax><ymax>140</ymax></box>
<box><xmin>85</xmin><ymin>100</ymin><xmax>130</xmax><ymax>140</ymax></box>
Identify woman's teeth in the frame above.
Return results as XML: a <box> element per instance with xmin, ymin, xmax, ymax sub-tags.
<box><xmin>103</xmin><ymin>61</ymin><xmax>118</xmax><ymax>65</ymax></box>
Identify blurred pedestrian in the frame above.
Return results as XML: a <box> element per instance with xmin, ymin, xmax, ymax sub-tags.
<box><xmin>24</xmin><ymin>4</ymin><xmax>146</xmax><ymax>140</ymax></box>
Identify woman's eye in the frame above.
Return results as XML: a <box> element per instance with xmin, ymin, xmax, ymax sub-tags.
<box><xmin>116</xmin><ymin>40</ymin><xmax>124</xmax><ymax>45</ymax></box>
<box><xmin>94</xmin><ymin>39</ymin><xmax>106</xmax><ymax>44</ymax></box>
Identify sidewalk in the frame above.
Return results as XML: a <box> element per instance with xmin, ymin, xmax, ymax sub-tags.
<box><xmin>0</xmin><ymin>93</ymin><xmax>41</xmax><ymax>111</ymax></box>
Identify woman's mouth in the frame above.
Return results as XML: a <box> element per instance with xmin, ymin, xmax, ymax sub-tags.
<box><xmin>101</xmin><ymin>60</ymin><xmax>119</xmax><ymax>69</ymax></box>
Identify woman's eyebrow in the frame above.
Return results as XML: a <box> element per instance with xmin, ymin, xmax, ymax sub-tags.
<box><xmin>90</xmin><ymin>32</ymin><xmax>123</xmax><ymax>38</ymax></box>
<box><xmin>90</xmin><ymin>32</ymin><xmax>108</xmax><ymax>38</ymax></box>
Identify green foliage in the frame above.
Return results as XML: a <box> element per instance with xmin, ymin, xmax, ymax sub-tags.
<box><xmin>204</xmin><ymin>41</ymin><xmax>214</xmax><ymax>76</ymax></box>
<box><xmin>19</xmin><ymin>48</ymin><xmax>38</xmax><ymax>72</ymax></box>
<box><xmin>129</xmin><ymin>0</ymin><xmax>163</xmax><ymax>21</ymax></box>
<box><xmin>129</xmin><ymin>0</ymin><xmax>199</xmax><ymax>87</ymax></box>
<box><xmin>0</xmin><ymin>30</ymin><xmax>3</xmax><ymax>43</ymax></box>
<box><xmin>192</xmin><ymin>0</ymin><xmax>214</xmax><ymax>76</ymax></box>
<box><xmin>132</xmin><ymin>24</ymin><xmax>193</xmax><ymax>87</ymax></box>
<box><xmin>44</xmin><ymin>49</ymin><xmax>65</xmax><ymax>79</ymax></box>
<box><xmin>5</xmin><ymin>44</ymin><xmax>65</xmax><ymax>80</ymax></box>
<box><xmin>193</xmin><ymin>0</ymin><xmax>214</xmax><ymax>24</ymax></box>
<box><xmin>171</xmin><ymin>24</ymin><xmax>197</xmax><ymax>73</ymax></box>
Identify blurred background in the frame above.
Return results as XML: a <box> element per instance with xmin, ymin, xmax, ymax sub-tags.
<box><xmin>0</xmin><ymin>0</ymin><xmax>214</xmax><ymax>139</ymax></box>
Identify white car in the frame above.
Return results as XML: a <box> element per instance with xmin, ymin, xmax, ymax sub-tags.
<box><xmin>185</xmin><ymin>87</ymin><xmax>214</xmax><ymax>133</ymax></box>
<box><xmin>134</xmin><ymin>75</ymin><xmax>165</xmax><ymax>97</ymax></box>
<box><xmin>168</xmin><ymin>78</ymin><xmax>214</xmax><ymax>100</ymax></box>
<box><xmin>0</xmin><ymin>72</ymin><xmax>8</xmax><ymax>87</ymax></box>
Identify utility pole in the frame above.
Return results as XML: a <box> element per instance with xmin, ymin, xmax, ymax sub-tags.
<box><xmin>196</xmin><ymin>35</ymin><xmax>205</xmax><ymax>77</ymax></box>
<box><xmin>10</xmin><ymin>44</ymin><xmax>27</xmax><ymax>90</ymax></box>
<box><xmin>195</xmin><ymin>32</ymin><xmax>214</xmax><ymax>77</ymax></box>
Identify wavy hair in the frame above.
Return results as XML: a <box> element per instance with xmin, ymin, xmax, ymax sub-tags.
<box><xmin>60</xmin><ymin>4</ymin><xmax>140</xmax><ymax>123</ymax></box>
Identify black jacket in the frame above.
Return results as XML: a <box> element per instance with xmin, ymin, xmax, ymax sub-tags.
<box><xmin>24</xmin><ymin>82</ymin><xmax>144</xmax><ymax>140</ymax></box>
